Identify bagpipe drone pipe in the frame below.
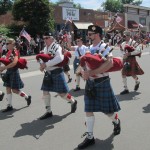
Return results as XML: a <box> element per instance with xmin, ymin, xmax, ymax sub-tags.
<box><xmin>0</xmin><ymin>57</ymin><xmax>28</xmax><ymax>69</ymax></box>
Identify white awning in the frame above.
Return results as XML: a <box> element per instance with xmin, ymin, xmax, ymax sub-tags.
<box><xmin>74</xmin><ymin>22</ymin><xmax>93</xmax><ymax>29</ymax></box>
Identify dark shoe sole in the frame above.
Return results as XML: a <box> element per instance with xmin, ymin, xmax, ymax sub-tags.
<box><xmin>78</xmin><ymin>138</ymin><xmax>95</xmax><ymax>149</ymax></box>
<box><xmin>26</xmin><ymin>95</ymin><xmax>31</xmax><ymax>106</ymax></box>
<box><xmin>134</xmin><ymin>82</ymin><xmax>140</xmax><ymax>91</ymax></box>
<box><xmin>39</xmin><ymin>112</ymin><xmax>53</xmax><ymax>120</ymax></box>
<box><xmin>113</xmin><ymin>119</ymin><xmax>121</xmax><ymax>136</ymax></box>
<box><xmin>120</xmin><ymin>90</ymin><xmax>129</xmax><ymax>95</ymax></box>
<box><xmin>0</xmin><ymin>92</ymin><xmax>5</xmax><ymax>101</ymax></box>
<box><xmin>2</xmin><ymin>106</ymin><xmax>13</xmax><ymax>112</ymax></box>
<box><xmin>71</xmin><ymin>100</ymin><xmax>77</xmax><ymax>113</ymax></box>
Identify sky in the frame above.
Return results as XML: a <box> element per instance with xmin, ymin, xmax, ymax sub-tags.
<box><xmin>50</xmin><ymin>0</ymin><xmax>150</xmax><ymax>10</ymax></box>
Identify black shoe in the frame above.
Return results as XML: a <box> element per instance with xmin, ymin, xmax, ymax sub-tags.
<box><xmin>120</xmin><ymin>89</ymin><xmax>129</xmax><ymax>95</ymax></box>
<box><xmin>74</xmin><ymin>87</ymin><xmax>80</xmax><ymax>91</ymax></box>
<box><xmin>67</xmin><ymin>78</ymin><xmax>72</xmax><ymax>83</ymax></box>
<box><xmin>2</xmin><ymin>106</ymin><xmax>13</xmax><ymax>112</ymax></box>
<box><xmin>134</xmin><ymin>82</ymin><xmax>140</xmax><ymax>91</ymax></box>
<box><xmin>39</xmin><ymin>112</ymin><xmax>53</xmax><ymax>120</ymax></box>
<box><xmin>0</xmin><ymin>92</ymin><xmax>5</xmax><ymax>101</ymax></box>
<box><xmin>113</xmin><ymin>119</ymin><xmax>121</xmax><ymax>136</ymax></box>
<box><xmin>71</xmin><ymin>100</ymin><xmax>77</xmax><ymax>113</ymax></box>
<box><xmin>25</xmin><ymin>95</ymin><xmax>31</xmax><ymax>106</ymax></box>
<box><xmin>78</xmin><ymin>137</ymin><xmax>95</xmax><ymax>149</ymax></box>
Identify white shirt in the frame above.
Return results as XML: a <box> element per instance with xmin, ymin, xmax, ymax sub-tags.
<box><xmin>88</xmin><ymin>42</ymin><xmax>113</xmax><ymax>79</ymax></box>
<box><xmin>43</xmin><ymin>42</ymin><xmax>64</xmax><ymax>71</ymax></box>
<box><xmin>74</xmin><ymin>45</ymin><xmax>88</xmax><ymax>58</ymax></box>
<box><xmin>120</xmin><ymin>38</ymin><xmax>142</xmax><ymax>57</ymax></box>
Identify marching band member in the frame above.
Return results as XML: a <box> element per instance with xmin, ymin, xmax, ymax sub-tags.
<box><xmin>0</xmin><ymin>40</ymin><xmax>5</xmax><ymax>101</ymax></box>
<box><xmin>39</xmin><ymin>31</ymin><xmax>77</xmax><ymax>120</ymax></box>
<box><xmin>77</xmin><ymin>25</ymin><xmax>121</xmax><ymax>149</ymax></box>
<box><xmin>70</xmin><ymin>36</ymin><xmax>88</xmax><ymax>91</ymax></box>
<box><xmin>0</xmin><ymin>38</ymin><xmax>31</xmax><ymax>112</ymax></box>
<box><xmin>120</xmin><ymin>31</ymin><xmax>144</xmax><ymax>95</ymax></box>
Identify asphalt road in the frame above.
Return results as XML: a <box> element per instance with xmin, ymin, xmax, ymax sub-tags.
<box><xmin>0</xmin><ymin>46</ymin><xmax>150</xmax><ymax>150</ymax></box>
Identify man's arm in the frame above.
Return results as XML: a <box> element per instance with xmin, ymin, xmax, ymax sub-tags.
<box><xmin>45</xmin><ymin>48</ymin><xmax>64</xmax><ymax>67</ymax></box>
<box><xmin>81</xmin><ymin>57</ymin><xmax>113</xmax><ymax>80</ymax></box>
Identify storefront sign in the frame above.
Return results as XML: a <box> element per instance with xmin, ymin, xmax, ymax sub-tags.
<box><xmin>62</xmin><ymin>7</ymin><xmax>79</xmax><ymax>21</ymax></box>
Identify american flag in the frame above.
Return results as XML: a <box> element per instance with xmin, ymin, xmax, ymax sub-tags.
<box><xmin>20</xmin><ymin>29</ymin><xmax>31</xmax><ymax>42</ymax></box>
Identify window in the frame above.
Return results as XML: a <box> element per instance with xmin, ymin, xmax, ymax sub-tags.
<box><xmin>139</xmin><ymin>17</ymin><xmax>146</xmax><ymax>26</ymax></box>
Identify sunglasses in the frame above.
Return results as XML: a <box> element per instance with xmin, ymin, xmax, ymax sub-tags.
<box><xmin>88</xmin><ymin>33</ymin><xmax>96</xmax><ymax>36</ymax></box>
<box><xmin>76</xmin><ymin>40</ymin><xmax>81</xmax><ymax>42</ymax></box>
<box><xmin>43</xmin><ymin>37</ymin><xmax>50</xmax><ymax>40</ymax></box>
<box><xmin>6</xmin><ymin>43</ymin><xmax>11</xmax><ymax>45</ymax></box>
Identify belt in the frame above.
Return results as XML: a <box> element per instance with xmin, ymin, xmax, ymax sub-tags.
<box><xmin>50</xmin><ymin>68</ymin><xmax>63</xmax><ymax>74</ymax></box>
<box><xmin>94</xmin><ymin>76</ymin><xmax>109</xmax><ymax>83</ymax></box>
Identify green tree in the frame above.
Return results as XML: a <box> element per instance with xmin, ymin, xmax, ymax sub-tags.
<box><xmin>52</xmin><ymin>0</ymin><xmax>84</xmax><ymax>9</ymax></box>
<box><xmin>12</xmin><ymin>0</ymin><xmax>54</xmax><ymax>36</ymax></box>
<box><xmin>102</xmin><ymin>0</ymin><xmax>142</xmax><ymax>13</ymax></box>
<box><xmin>0</xmin><ymin>0</ymin><xmax>14</xmax><ymax>15</ymax></box>
<box><xmin>0</xmin><ymin>24</ymin><xmax>10</xmax><ymax>36</ymax></box>
<box><xmin>102</xmin><ymin>0</ymin><xmax>123</xmax><ymax>13</ymax></box>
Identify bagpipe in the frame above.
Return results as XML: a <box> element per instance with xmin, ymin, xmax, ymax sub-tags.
<box><xmin>0</xmin><ymin>57</ymin><xmax>28</xmax><ymax>69</ymax></box>
<box><xmin>36</xmin><ymin>50</ymin><xmax>72</xmax><ymax>67</ymax></box>
<box><xmin>80</xmin><ymin>49</ymin><xmax>123</xmax><ymax>73</ymax></box>
<box><xmin>123</xmin><ymin>38</ymin><xmax>145</xmax><ymax>57</ymax></box>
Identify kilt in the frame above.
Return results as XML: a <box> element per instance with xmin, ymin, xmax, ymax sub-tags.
<box><xmin>41</xmin><ymin>69</ymin><xmax>69</xmax><ymax>93</ymax></box>
<box><xmin>73</xmin><ymin>57</ymin><xmax>80</xmax><ymax>74</ymax></box>
<box><xmin>122</xmin><ymin>56</ymin><xmax>144</xmax><ymax>76</ymax></box>
<box><xmin>3</xmin><ymin>68</ymin><xmax>24</xmax><ymax>89</ymax></box>
<box><xmin>63</xmin><ymin>64</ymin><xmax>70</xmax><ymax>72</ymax></box>
<box><xmin>84</xmin><ymin>77</ymin><xmax>121</xmax><ymax>113</ymax></box>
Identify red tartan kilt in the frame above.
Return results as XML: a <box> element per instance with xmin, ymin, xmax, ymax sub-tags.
<box><xmin>122</xmin><ymin>56</ymin><xmax>144</xmax><ymax>76</ymax></box>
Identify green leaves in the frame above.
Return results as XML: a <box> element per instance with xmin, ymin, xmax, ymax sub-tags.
<box><xmin>12</xmin><ymin>0</ymin><xmax>54</xmax><ymax>36</ymax></box>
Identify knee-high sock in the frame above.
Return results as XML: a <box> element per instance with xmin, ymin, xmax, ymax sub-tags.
<box><xmin>18</xmin><ymin>91</ymin><xmax>28</xmax><ymax>99</ymax></box>
<box><xmin>42</xmin><ymin>94</ymin><xmax>51</xmax><ymax>113</ymax></box>
<box><xmin>76</xmin><ymin>75</ymin><xmax>80</xmax><ymax>87</ymax></box>
<box><xmin>85</xmin><ymin>116</ymin><xmax>95</xmax><ymax>139</ymax></box>
<box><xmin>134</xmin><ymin>77</ymin><xmax>139</xmax><ymax>84</ymax></box>
<box><xmin>61</xmin><ymin>93</ymin><xmax>75</xmax><ymax>104</ymax></box>
<box><xmin>123</xmin><ymin>77</ymin><xmax>128</xmax><ymax>89</ymax></box>
<box><xmin>6</xmin><ymin>93</ymin><xmax>12</xmax><ymax>106</ymax></box>
<box><xmin>106</xmin><ymin>112</ymin><xmax>119</xmax><ymax>124</ymax></box>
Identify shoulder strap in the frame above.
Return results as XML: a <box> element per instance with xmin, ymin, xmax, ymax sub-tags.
<box><xmin>77</xmin><ymin>47</ymin><xmax>82</xmax><ymax>57</ymax></box>
<box><xmin>96</xmin><ymin>41</ymin><xmax>103</xmax><ymax>54</ymax></box>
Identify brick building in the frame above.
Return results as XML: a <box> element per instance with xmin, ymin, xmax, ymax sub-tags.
<box><xmin>0</xmin><ymin>1</ymin><xmax>125</xmax><ymax>41</ymax></box>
